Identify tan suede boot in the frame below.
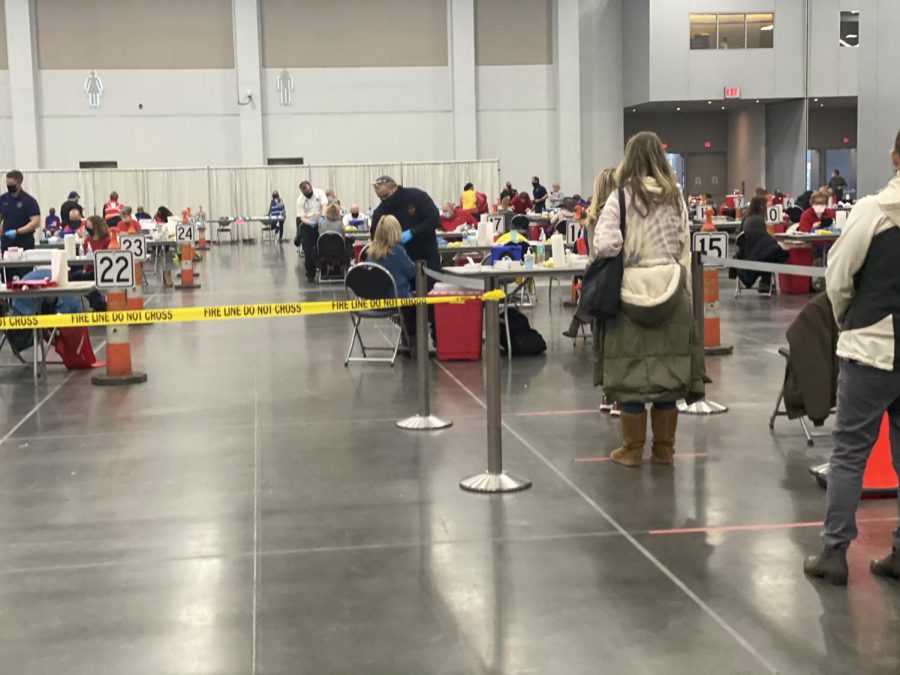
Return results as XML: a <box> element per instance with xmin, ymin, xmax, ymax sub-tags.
<box><xmin>650</xmin><ymin>407</ymin><xmax>678</xmax><ymax>465</ymax></box>
<box><xmin>610</xmin><ymin>411</ymin><xmax>647</xmax><ymax>467</ymax></box>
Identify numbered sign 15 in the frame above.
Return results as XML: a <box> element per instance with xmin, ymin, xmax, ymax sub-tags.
<box><xmin>176</xmin><ymin>223</ymin><xmax>195</xmax><ymax>244</ymax></box>
<box><xmin>691</xmin><ymin>231</ymin><xmax>728</xmax><ymax>268</ymax></box>
<box><xmin>766</xmin><ymin>204</ymin><xmax>783</xmax><ymax>224</ymax></box>
<box><xmin>119</xmin><ymin>234</ymin><xmax>147</xmax><ymax>262</ymax></box>
<box><xmin>94</xmin><ymin>250</ymin><xmax>135</xmax><ymax>290</ymax></box>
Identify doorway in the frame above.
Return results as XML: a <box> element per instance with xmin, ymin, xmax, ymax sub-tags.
<box><xmin>684</xmin><ymin>153</ymin><xmax>727</xmax><ymax>203</ymax></box>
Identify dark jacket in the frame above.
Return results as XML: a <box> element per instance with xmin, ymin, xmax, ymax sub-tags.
<box><xmin>371</xmin><ymin>186</ymin><xmax>441</xmax><ymax>270</ymax></box>
<box><xmin>784</xmin><ymin>293</ymin><xmax>838</xmax><ymax>425</ymax></box>
<box><xmin>733</xmin><ymin>226</ymin><xmax>788</xmax><ymax>289</ymax></box>
<box><xmin>369</xmin><ymin>245</ymin><xmax>416</xmax><ymax>298</ymax></box>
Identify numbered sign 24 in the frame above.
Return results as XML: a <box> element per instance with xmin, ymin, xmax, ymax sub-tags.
<box><xmin>176</xmin><ymin>223</ymin><xmax>195</xmax><ymax>244</ymax></box>
<box><xmin>119</xmin><ymin>234</ymin><xmax>147</xmax><ymax>262</ymax></box>
<box><xmin>94</xmin><ymin>250</ymin><xmax>135</xmax><ymax>290</ymax></box>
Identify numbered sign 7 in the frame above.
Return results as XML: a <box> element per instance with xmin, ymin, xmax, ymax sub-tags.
<box><xmin>94</xmin><ymin>250</ymin><xmax>135</xmax><ymax>290</ymax></box>
<box><xmin>119</xmin><ymin>234</ymin><xmax>147</xmax><ymax>262</ymax></box>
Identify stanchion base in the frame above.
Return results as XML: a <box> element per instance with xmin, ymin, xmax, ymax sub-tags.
<box><xmin>396</xmin><ymin>415</ymin><xmax>453</xmax><ymax>431</ymax></box>
<box><xmin>92</xmin><ymin>371</ymin><xmax>148</xmax><ymax>387</ymax></box>
<box><xmin>196</xmin><ymin>245</ymin><xmax>210</xmax><ymax>251</ymax></box>
<box><xmin>705</xmin><ymin>344</ymin><xmax>734</xmax><ymax>356</ymax></box>
<box><xmin>460</xmin><ymin>471</ymin><xmax>532</xmax><ymax>493</ymax></box>
<box><xmin>809</xmin><ymin>462</ymin><xmax>899</xmax><ymax>497</ymax></box>
<box><xmin>175</xmin><ymin>284</ymin><xmax>201</xmax><ymax>290</ymax></box>
<box><xmin>678</xmin><ymin>399</ymin><xmax>729</xmax><ymax>415</ymax></box>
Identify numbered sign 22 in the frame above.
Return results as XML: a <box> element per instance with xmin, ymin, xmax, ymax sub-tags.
<box><xmin>691</xmin><ymin>231</ymin><xmax>728</xmax><ymax>268</ymax></box>
<box><xmin>176</xmin><ymin>223</ymin><xmax>195</xmax><ymax>244</ymax></box>
<box><xmin>119</xmin><ymin>234</ymin><xmax>147</xmax><ymax>262</ymax></box>
<box><xmin>94</xmin><ymin>250</ymin><xmax>135</xmax><ymax>290</ymax></box>
<box><xmin>766</xmin><ymin>204</ymin><xmax>783</xmax><ymax>224</ymax></box>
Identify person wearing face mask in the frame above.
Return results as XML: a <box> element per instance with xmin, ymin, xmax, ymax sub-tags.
<box><xmin>295</xmin><ymin>181</ymin><xmax>328</xmax><ymax>282</ymax></box>
<box><xmin>268</xmin><ymin>190</ymin><xmax>286</xmax><ymax>241</ymax></box>
<box><xmin>799</xmin><ymin>190</ymin><xmax>836</xmax><ymax>233</ymax></box>
<box><xmin>342</xmin><ymin>204</ymin><xmax>370</xmax><ymax>231</ymax></box>
<box><xmin>370</xmin><ymin>175</ymin><xmax>441</xmax><ymax>274</ymax></box>
<box><xmin>438</xmin><ymin>200</ymin><xmax>476</xmax><ymax>232</ymax></box>
<box><xmin>531</xmin><ymin>176</ymin><xmax>548</xmax><ymax>213</ymax></box>
<box><xmin>0</xmin><ymin>170</ymin><xmax>41</xmax><ymax>255</ymax></box>
<box><xmin>60</xmin><ymin>190</ymin><xmax>80</xmax><ymax>226</ymax></box>
<box><xmin>804</xmin><ymin>129</ymin><xmax>900</xmax><ymax>586</ymax></box>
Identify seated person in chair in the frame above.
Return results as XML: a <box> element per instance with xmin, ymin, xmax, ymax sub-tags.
<box><xmin>319</xmin><ymin>202</ymin><xmax>345</xmax><ymax>236</ymax></box>
<box><xmin>439</xmin><ymin>201</ymin><xmax>477</xmax><ymax>232</ymax></box>
<box><xmin>735</xmin><ymin>197</ymin><xmax>788</xmax><ymax>294</ymax></box>
<box><xmin>366</xmin><ymin>215</ymin><xmax>416</xmax><ymax>339</ymax></box>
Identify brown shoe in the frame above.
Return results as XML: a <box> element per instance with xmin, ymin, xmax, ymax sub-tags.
<box><xmin>650</xmin><ymin>407</ymin><xmax>678</xmax><ymax>465</ymax></box>
<box><xmin>610</xmin><ymin>411</ymin><xmax>647</xmax><ymax>467</ymax></box>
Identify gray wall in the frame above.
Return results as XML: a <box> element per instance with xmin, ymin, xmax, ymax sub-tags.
<box><xmin>624</xmin><ymin>111</ymin><xmax>728</xmax><ymax>155</ymax></box>
<box><xmin>808</xmin><ymin>0</ymin><xmax>859</xmax><ymax>98</ymax></box>
<box><xmin>640</xmin><ymin>0</ymin><xmax>806</xmax><ymax>102</ymax></box>
<box><xmin>622</xmin><ymin>0</ymin><xmax>649</xmax><ymax>106</ymax></box>
<box><xmin>765</xmin><ymin>100</ymin><xmax>807</xmax><ymax>194</ymax></box>
<box><xmin>809</xmin><ymin>106</ymin><xmax>857</xmax><ymax>149</ymax></box>
<box><xmin>857</xmin><ymin>0</ymin><xmax>900</xmax><ymax>195</ymax></box>
<box><xmin>580</xmin><ymin>0</ymin><xmax>624</xmax><ymax>188</ymax></box>
<box><xmin>475</xmin><ymin>0</ymin><xmax>552</xmax><ymax>65</ymax></box>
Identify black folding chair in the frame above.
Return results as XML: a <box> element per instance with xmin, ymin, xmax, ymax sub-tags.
<box><xmin>344</xmin><ymin>263</ymin><xmax>410</xmax><ymax>366</ymax></box>
<box><xmin>317</xmin><ymin>232</ymin><xmax>349</xmax><ymax>284</ymax></box>
<box><xmin>510</xmin><ymin>214</ymin><xmax>530</xmax><ymax>234</ymax></box>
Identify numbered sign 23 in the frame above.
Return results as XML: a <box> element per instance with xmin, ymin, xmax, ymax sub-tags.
<box><xmin>94</xmin><ymin>250</ymin><xmax>135</xmax><ymax>290</ymax></box>
<box><xmin>691</xmin><ymin>231</ymin><xmax>728</xmax><ymax>268</ymax></box>
<box><xmin>176</xmin><ymin>223</ymin><xmax>195</xmax><ymax>244</ymax></box>
<box><xmin>119</xmin><ymin>234</ymin><xmax>147</xmax><ymax>262</ymax></box>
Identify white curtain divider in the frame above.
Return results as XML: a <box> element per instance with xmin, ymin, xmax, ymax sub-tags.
<box><xmin>19</xmin><ymin>160</ymin><xmax>500</xmax><ymax>224</ymax></box>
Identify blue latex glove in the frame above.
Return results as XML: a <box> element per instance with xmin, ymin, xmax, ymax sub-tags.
<box><xmin>400</xmin><ymin>230</ymin><xmax>413</xmax><ymax>245</ymax></box>
<box><xmin>3</xmin><ymin>229</ymin><xmax>15</xmax><ymax>239</ymax></box>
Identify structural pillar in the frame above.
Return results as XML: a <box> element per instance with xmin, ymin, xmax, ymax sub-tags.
<box><xmin>857</xmin><ymin>0</ymin><xmax>900</xmax><ymax>196</ymax></box>
<box><xmin>232</xmin><ymin>0</ymin><xmax>265</xmax><ymax>165</ymax></box>
<box><xmin>448</xmin><ymin>0</ymin><xmax>477</xmax><ymax>160</ymax></box>
<box><xmin>728</xmin><ymin>107</ymin><xmax>766</xmax><ymax>195</ymax></box>
<box><xmin>555</xmin><ymin>0</ymin><xmax>583</xmax><ymax>193</ymax></box>
<box><xmin>5</xmin><ymin>0</ymin><xmax>40</xmax><ymax>169</ymax></box>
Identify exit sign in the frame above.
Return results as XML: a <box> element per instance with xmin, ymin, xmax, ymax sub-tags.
<box><xmin>724</xmin><ymin>86</ymin><xmax>741</xmax><ymax>99</ymax></box>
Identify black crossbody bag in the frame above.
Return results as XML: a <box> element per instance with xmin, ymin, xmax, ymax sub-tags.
<box><xmin>579</xmin><ymin>187</ymin><xmax>626</xmax><ymax>320</ymax></box>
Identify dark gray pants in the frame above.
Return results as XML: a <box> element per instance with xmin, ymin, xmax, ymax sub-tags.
<box><xmin>824</xmin><ymin>359</ymin><xmax>900</xmax><ymax>549</ymax></box>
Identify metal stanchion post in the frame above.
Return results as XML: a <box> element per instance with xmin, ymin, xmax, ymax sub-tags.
<box><xmin>396</xmin><ymin>262</ymin><xmax>452</xmax><ymax>431</ymax></box>
<box><xmin>679</xmin><ymin>252</ymin><xmax>728</xmax><ymax>415</ymax></box>
<box><xmin>460</xmin><ymin>277</ymin><xmax>531</xmax><ymax>493</ymax></box>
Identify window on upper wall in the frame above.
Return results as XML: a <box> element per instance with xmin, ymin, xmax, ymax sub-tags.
<box><xmin>840</xmin><ymin>10</ymin><xmax>859</xmax><ymax>47</ymax></box>
<box><xmin>717</xmin><ymin>14</ymin><xmax>745</xmax><ymax>49</ymax></box>
<box><xmin>689</xmin><ymin>12</ymin><xmax>774</xmax><ymax>50</ymax></box>
<box><xmin>746</xmin><ymin>13</ymin><xmax>775</xmax><ymax>48</ymax></box>
<box><xmin>690</xmin><ymin>14</ymin><xmax>717</xmax><ymax>49</ymax></box>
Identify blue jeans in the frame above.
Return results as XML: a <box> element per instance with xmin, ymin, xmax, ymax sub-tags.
<box><xmin>620</xmin><ymin>401</ymin><xmax>677</xmax><ymax>415</ymax></box>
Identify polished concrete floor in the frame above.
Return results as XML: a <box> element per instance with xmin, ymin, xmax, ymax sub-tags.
<box><xmin>0</xmin><ymin>242</ymin><xmax>897</xmax><ymax>674</ymax></box>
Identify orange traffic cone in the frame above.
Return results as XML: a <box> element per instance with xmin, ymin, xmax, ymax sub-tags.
<box><xmin>700</xmin><ymin>211</ymin><xmax>733</xmax><ymax>356</ymax></box>
<box><xmin>197</xmin><ymin>224</ymin><xmax>209</xmax><ymax>251</ymax></box>
<box><xmin>92</xmin><ymin>291</ymin><xmax>147</xmax><ymax>386</ymax></box>
<box><xmin>176</xmin><ymin>243</ymin><xmax>201</xmax><ymax>290</ymax></box>
<box><xmin>863</xmin><ymin>414</ymin><xmax>899</xmax><ymax>497</ymax></box>
<box><xmin>127</xmin><ymin>262</ymin><xmax>144</xmax><ymax>311</ymax></box>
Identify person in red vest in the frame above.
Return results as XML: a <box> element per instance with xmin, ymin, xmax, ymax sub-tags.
<box><xmin>798</xmin><ymin>189</ymin><xmax>836</xmax><ymax>232</ymax></box>
<box><xmin>511</xmin><ymin>191</ymin><xmax>533</xmax><ymax>214</ymax></box>
<box><xmin>103</xmin><ymin>191</ymin><xmax>122</xmax><ymax>224</ymax></box>
<box><xmin>439</xmin><ymin>201</ymin><xmax>476</xmax><ymax>232</ymax></box>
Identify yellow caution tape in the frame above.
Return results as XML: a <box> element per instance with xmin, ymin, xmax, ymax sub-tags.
<box><xmin>0</xmin><ymin>291</ymin><xmax>506</xmax><ymax>330</ymax></box>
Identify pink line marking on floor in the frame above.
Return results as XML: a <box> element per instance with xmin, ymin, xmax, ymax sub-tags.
<box><xmin>574</xmin><ymin>452</ymin><xmax>708</xmax><ymax>463</ymax></box>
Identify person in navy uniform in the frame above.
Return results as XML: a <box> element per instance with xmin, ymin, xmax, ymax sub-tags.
<box><xmin>0</xmin><ymin>170</ymin><xmax>40</xmax><ymax>253</ymax></box>
<box><xmin>370</xmin><ymin>175</ymin><xmax>441</xmax><ymax>274</ymax></box>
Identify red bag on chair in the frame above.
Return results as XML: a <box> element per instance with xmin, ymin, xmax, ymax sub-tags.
<box><xmin>53</xmin><ymin>327</ymin><xmax>102</xmax><ymax>369</ymax></box>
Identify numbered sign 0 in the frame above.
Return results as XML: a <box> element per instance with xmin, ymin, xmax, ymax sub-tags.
<box><xmin>691</xmin><ymin>231</ymin><xmax>728</xmax><ymax>269</ymax></box>
<box><xmin>94</xmin><ymin>250</ymin><xmax>135</xmax><ymax>290</ymax></box>
<box><xmin>119</xmin><ymin>234</ymin><xmax>148</xmax><ymax>262</ymax></box>
<box><xmin>766</xmin><ymin>204</ymin><xmax>783</xmax><ymax>224</ymax></box>
<box><xmin>175</xmin><ymin>223</ymin><xmax>195</xmax><ymax>244</ymax></box>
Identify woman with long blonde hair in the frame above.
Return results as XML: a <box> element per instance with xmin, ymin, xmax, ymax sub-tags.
<box><xmin>593</xmin><ymin>131</ymin><xmax>704</xmax><ymax>468</ymax></box>
<box><xmin>562</xmin><ymin>168</ymin><xmax>618</xmax><ymax>339</ymax></box>
<box><xmin>367</xmin><ymin>215</ymin><xmax>416</xmax><ymax>298</ymax></box>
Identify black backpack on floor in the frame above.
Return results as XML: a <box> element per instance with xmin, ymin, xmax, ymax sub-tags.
<box><xmin>500</xmin><ymin>307</ymin><xmax>546</xmax><ymax>356</ymax></box>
